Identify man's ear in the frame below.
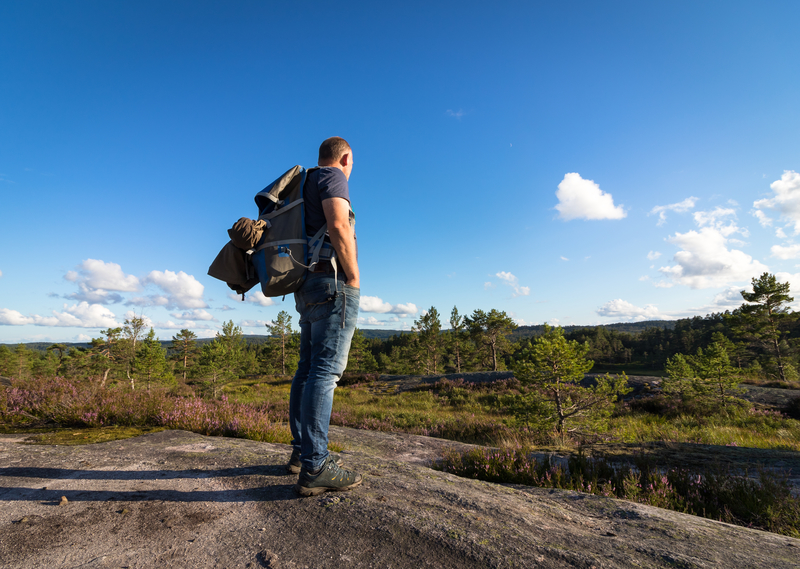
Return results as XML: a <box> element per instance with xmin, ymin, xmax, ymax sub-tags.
<box><xmin>339</xmin><ymin>152</ymin><xmax>351</xmax><ymax>167</ymax></box>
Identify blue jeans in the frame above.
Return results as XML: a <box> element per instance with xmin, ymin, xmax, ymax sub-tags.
<box><xmin>289</xmin><ymin>272</ymin><xmax>359</xmax><ymax>472</ymax></box>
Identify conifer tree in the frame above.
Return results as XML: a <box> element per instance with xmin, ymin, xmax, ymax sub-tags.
<box><xmin>465</xmin><ymin>309</ymin><xmax>517</xmax><ymax>371</ymax></box>
<box><xmin>171</xmin><ymin>329</ymin><xmax>198</xmax><ymax>382</ymax></box>
<box><xmin>414</xmin><ymin>307</ymin><xmax>443</xmax><ymax>374</ymax></box>
<box><xmin>265</xmin><ymin>311</ymin><xmax>295</xmax><ymax>376</ymax></box>
<box><xmin>513</xmin><ymin>325</ymin><xmax>630</xmax><ymax>436</ymax></box>
<box><xmin>737</xmin><ymin>272</ymin><xmax>794</xmax><ymax>382</ymax></box>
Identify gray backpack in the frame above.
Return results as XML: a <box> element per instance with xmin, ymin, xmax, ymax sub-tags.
<box><xmin>208</xmin><ymin>165</ymin><xmax>335</xmax><ymax>298</ymax></box>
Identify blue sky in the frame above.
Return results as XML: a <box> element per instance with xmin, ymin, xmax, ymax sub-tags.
<box><xmin>1</xmin><ymin>0</ymin><xmax>799</xmax><ymax>343</ymax></box>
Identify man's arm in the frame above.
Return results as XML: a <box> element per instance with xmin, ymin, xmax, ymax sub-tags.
<box><xmin>322</xmin><ymin>197</ymin><xmax>359</xmax><ymax>289</ymax></box>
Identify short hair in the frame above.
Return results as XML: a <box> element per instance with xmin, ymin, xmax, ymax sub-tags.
<box><xmin>318</xmin><ymin>137</ymin><xmax>351</xmax><ymax>165</ymax></box>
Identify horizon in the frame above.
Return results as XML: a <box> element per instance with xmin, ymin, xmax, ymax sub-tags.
<box><xmin>1</xmin><ymin>1</ymin><xmax>799</xmax><ymax>344</ymax></box>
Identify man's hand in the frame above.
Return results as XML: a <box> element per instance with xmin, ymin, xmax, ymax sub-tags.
<box><xmin>322</xmin><ymin>197</ymin><xmax>359</xmax><ymax>289</ymax></box>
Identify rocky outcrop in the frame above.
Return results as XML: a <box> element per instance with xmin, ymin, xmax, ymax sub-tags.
<box><xmin>0</xmin><ymin>428</ymin><xmax>797</xmax><ymax>568</ymax></box>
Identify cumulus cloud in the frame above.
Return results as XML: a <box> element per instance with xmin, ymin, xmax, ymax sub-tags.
<box><xmin>649</xmin><ymin>197</ymin><xmax>698</xmax><ymax>226</ymax></box>
<box><xmin>554</xmin><ymin>173</ymin><xmax>626</xmax><ymax>221</ymax></box>
<box><xmin>171</xmin><ymin>309</ymin><xmax>215</xmax><ymax>321</ymax></box>
<box><xmin>753</xmin><ymin>171</ymin><xmax>800</xmax><ymax>234</ymax></box>
<box><xmin>359</xmin><ymin>296</ymin><xmax>418</xmax><ymax>316</ymax></box>
<box><xmin>495</xmin><ymin>271</ymin><xmax>530</xmax><ymax>297</ymax></box>
<box><xmin>596</xmin><ymin>299</ymin><xmax>663</xmax><ymax>321</ymax></box>
<box><xmin>0</xmin><ymin>302</ymin><xmax>120</xmax><ymax>328</ymax></box>
<box><xmin>127</xmin><ymin>295</ymin><xmax>169</xmax><ymax>307</ymax></box>
<box><xmin>144</xmin><ymin>270</ymin><xmax>206</xmax><ymax>309</ymax></box>
<box><xmin>659</xmin><ymin>227</ymin><xmax>767</xmax><ymax>289</ymax></box>
<box><xmin>777</xmin><ymin>228</ymin><xmax>788</xmax><ymax>239</ymax></box>
<box><xmin>63</xmin><ymin>259</ymin><xmax>139</xmax><ymax>303</ymax></box>
<box><xmin>358</xmin><ymin>315</ymin><xmax>403</xmax><ymax>326</ymax></box>
<box><xmin>240</xmin><ymin>319</ymin><xmax>273</xmax><ymax>328</ymax></box>
<box><xmin>0</xmin><ymin>269</ymin><xmax>3</xmax><ymax>278</ymax></box>
<box><xmin>647</xmin><ymin>251</ymin><xmax>661</xmax><ymax>261</ymax></box>
<box><xmin>0</xmin><ymin>308</ymin><xmax>32</xmax><ymax>326</ymax></box>
<box><xmin>220</xmin><ymin>305</ymin><xmax>235</xmax><ymax>311</ymax></box>
<box><xmin>484</xmin><ymin>282</ymin><xmax>496</xmax><ymax>290</ymax></box>
<box><xmin>65</xmin><ymin>259</ymin><xmax>140</xmax><ymax>291</ymax></box>
<box><xmin>770</xmin><ymin>244</ymin><xmax>800</xmax><ymax>260</ymax></box>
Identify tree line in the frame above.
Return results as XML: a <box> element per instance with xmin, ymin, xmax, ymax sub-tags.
<box><xmin>2</xmin><ymin>273</ymin><xmax>797</xmax><ymax>391</ymax></box>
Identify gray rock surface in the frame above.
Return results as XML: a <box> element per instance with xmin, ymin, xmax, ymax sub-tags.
<box><xmin>1</xmin><ymin>428</ymin><xmax>798</xmax><ymax>568</ymax></box>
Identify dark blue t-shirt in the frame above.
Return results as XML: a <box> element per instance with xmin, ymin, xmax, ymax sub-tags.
<box><xmin>303</xmin><ymin>167</ymin><xmax>350</xmax><ymax>236</ymax></box>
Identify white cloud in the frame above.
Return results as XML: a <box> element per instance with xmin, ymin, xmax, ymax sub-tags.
<box><xmin>66</xmin><ymin>283</ymin><xmax>125</xmax><ymax>304</ymax></box>
<box><xmin>554</xmin><ymin>173</ymin><xmax>626</xmax><ymax>221</ymax></box>
<box><xmin>649</xmin><ymin>197</ymin><xmax>698</xmax><ymax>226</ymax></box>
<box><xmin>75</xmin><ymin>334</ymin><xmax>92</xmax><ymax>342</ymax></box>
<box><xmin>690</xmin><ymin>206</ymin><xmax>744</xmax><ymax>238</ymax></box>
<box><xmin>145</xmin><ymin>270</ymin><xmax>207</xmax><ymax>309</ymax></box>
<box><xmin>171</xmin><ymin>309</ymin><xmax>215</xmax><ymax>321</ymax></box>
<box><xmin>358</xmin><ymin>315</ymin><xmax>404</xmax><ymax>326</ymax></box>
<box><xmin>596</xmin><ymin>299</ymin><xmax>663</xmax><ymax>321</ymax></box>
<box><xmin>0</xmin><ymin>269</ymin><xmax>3</xmax><ymax>278</ymax></box>
<box><xmin>227</xmin><ymin>291</ymin><xmax>277</xmax><ymax>307</ymax></box>
<box><xmin>483</xmin><ymin>282</ymin><xmax>496</xmax><ymax>290</ymax></box>
<box><xmin>446</xmin><ymin>109</ymin><xmax>465</xmax><ymax>119</ymax></box>
<box><xmin>647</xmin><ymin>251</ymin><xmax>661</xmax><ymax>261</ymax></box>
<box><xmin>359</xmin><ymin>296</ymin><xmax>418</xmax><ymax>316</ymax></box>
<box><xmin>220</xmin><ymin>305</ymin><xmax>235</xmax><ymax>311</ymax></box>
<box><xmin>777</xmin><ymin>228</ymin><xmax>788</xmax><ymax>239</ymax></box>
<box><xmin>547</xmin><ymin>318</ymin><xmax>560</xmax><ymax>326</ymax></box>
<box><xmin>753</xmin><ymin>171</ymin><xmax>800</xmax><ymax>234</ymax></box>
<box><xmin>752</xmin><ymin>210</ymin><xmax>773</xmax><ymax>227</ymax></box>
<box><xmin>639</xmin><ymin>275</ymin><xmax>650</xmax><ymax>281</ymax></box>
<box><xmin>153</xmin><ymin>320</ymin><xmax>213</xmax><ymax>331</ymax></box>
<box><xmin>710</xmin><ymin>287</ymin><xmax>746</xmax><ymax>310</ymax></box>
<box><xmin>127</xmin><ymin>295</ymin><xmax>169</xmax><ymax>307</ymax></box>
<box><xmin>659</xmin><ymin>227</ymin><xmax>768</xmax><ymax>289</ymax></box>
<box><xmin>560</xmin><ymin>256</ymin><xmax>569</xmax><ymax>261</ymax></box>
<box><xmin>65</xmin><ymin>259</ymin><xmax>140</xmax><ymax>292</ymax></box>
<box><xmin>1</xmin><ymin>302</ymin><xmax>122</xmax><ymax>328</ymax></box>
<box><xmin>0</xmin><ymin>308</ymin><xmax>33</xmax><ymax>325</ymax></box>
<box><xmin>494</xmin><ymin>271</ymin><xmax>530</xmax><ymax>297</ymax></box>
<box><xmin>63</xmin><ymin>259</ymin><xmax>139</xmax><ymax>304</ymax></box>
<box><xmin>240</xmin><ymin>319</ymin><xmax>273</xmax><ymax>328</ymax></box>
<box><xmin>771</xmin><ymin>244</ymin><xmax>800</xmax><ymax>260</ymax></box>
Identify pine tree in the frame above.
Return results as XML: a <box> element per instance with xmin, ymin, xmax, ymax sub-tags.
<box><xmin>266</xmin><ymin>311</ymin><xmax>295</xmax><ymax>376</ymax></box>
<box><xmin>136</xmin><ymin>328</ymin><xmax>173</xmax><ymax>390</ymax></box>
<box><xmin>448</xmin><ymin>306</ymin><xmax>466</xmax><ymax>374</ymax></box>
<box><xmin>513</xmin><ymin>325</ymin><xmax>629</xmax><ymax>436</ymax></box>
<box><xmin>738</xmin><ymin>272</ymin><xmax>794</xmax><ymax>382</ymax></box>
<box><xmin>465</xmin><ymin>309</ymin><xmax>517</xmax><ymax>371</ymax></box>
<box><xmin>171</xmin><ymin>329</ymin><xmax>198</xmax><ymax>382</ymax></box>
<box><xmin>413</xmin><ymin>307</ymin><xmax>443</xmax><ymax>374</ymax></box>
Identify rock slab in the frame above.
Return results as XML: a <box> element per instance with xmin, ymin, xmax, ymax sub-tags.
<box><xmin>0</xmin><ymin>428</ymin><xmax>797</xmax><ymax>568</ymax></box>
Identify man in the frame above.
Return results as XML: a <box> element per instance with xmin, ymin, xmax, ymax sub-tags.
<box><xmin>287</xmin><ymin>137</ymin><xmax>362</xmax><ymax>496</ymax></box>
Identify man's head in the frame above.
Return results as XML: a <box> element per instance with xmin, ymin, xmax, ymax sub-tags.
<box><xmin>318</xmin><ymin>136</ymin><xmax>353</xmax><ymax>180</ymax></box>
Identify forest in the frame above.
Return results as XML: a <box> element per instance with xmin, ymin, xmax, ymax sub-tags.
<box><xmin>2</xmin><ymin>272</ymin><xmax>799</xmax><ymax>391</ymax></box>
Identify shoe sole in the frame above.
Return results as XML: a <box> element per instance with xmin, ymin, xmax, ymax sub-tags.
<box><xmin>293</xmin><ymin>477</ymin><xmax>363</xmax><ymax>497</ymax></box>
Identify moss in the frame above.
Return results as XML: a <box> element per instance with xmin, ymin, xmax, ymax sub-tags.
<box><xmin>21</xmin><ymin>425</ymin><xmax>167</xmax><ymax>445</ymax></box>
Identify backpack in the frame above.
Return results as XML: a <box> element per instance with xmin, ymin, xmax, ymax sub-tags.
<box><xmin>208</xmin><ymin>165</ymin><xmax>336</xmax><ymax>299</ymax></box>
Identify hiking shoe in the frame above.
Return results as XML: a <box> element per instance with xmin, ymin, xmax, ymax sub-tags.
<box><xmin>286</xmin><ymin>449</ymin><xmax>343</xmax><ymax>474</ymax></box>
<box><xmin>294</xmin><ymin>455</ymin><xmax>362</xmax><ymax>496</ymax></box>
